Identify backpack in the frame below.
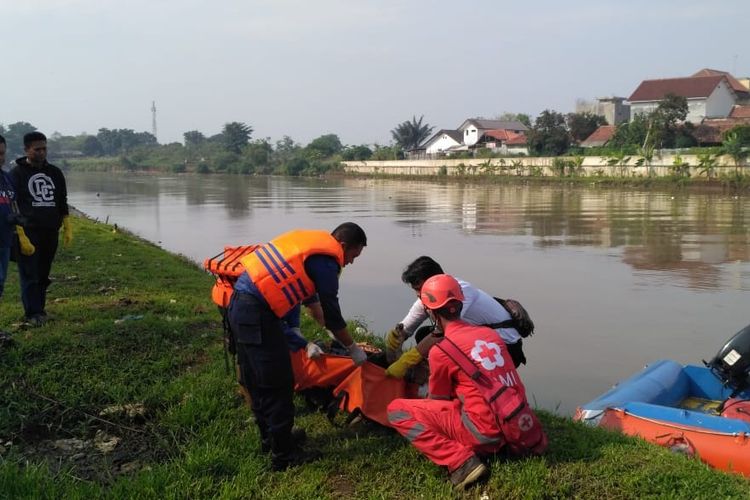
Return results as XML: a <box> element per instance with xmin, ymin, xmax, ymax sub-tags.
<box><xmin>486</xmin><ymin>297</ymin><xmax>535</xmax><ymax>338</ymax></box>
<box><xmin>436</xmin><ymin>337</ymin><xmax>547</xmax><ymax>457</ymax></box>
<box><xmin>203</xmin><ymin>245</ymin><xmax>260</xmax><ymax>370</ymax></box>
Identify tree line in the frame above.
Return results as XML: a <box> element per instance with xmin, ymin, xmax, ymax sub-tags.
<box><xmin>0</xmin><ymin>121</ymin><xmax>386</xmax><ymax>175</ymax></box>
<box><xmin>3</xmin><ymin>99</ymin><xmax>748</xmax><ymax>176</ymax></box>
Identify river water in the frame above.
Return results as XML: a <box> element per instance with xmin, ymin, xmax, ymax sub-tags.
<box><xmin>66</xmin><ymin>172</ymin><xmax>750</xmax><ymax>415</ymax></box>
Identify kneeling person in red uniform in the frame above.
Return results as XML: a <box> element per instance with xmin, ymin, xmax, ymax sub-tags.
<box><xmin>228</xmin><ymin>223</ymin><xmax>368</xmax><ymax>471</ymax></box>
<box><xmin>388</xmin><ymin>274</ymin><xmax>544</xmax><ymax>490</ymax></box>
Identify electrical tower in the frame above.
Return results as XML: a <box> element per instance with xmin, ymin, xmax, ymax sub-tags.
<box><xmin>151</xmin><ymin>101</ymin><xmax>157</xmax><ymax>141</ymax></box>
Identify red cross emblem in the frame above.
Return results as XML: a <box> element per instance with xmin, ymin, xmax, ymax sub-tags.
<box><xmin>470</xmin><ymin>340</ymin><xmax>505</xmax><ymax>370</ymax></box>
<box><xmin>518</xmin><ymin>413</ymin><xmax>534</xmax><ymax>432</ymax></box>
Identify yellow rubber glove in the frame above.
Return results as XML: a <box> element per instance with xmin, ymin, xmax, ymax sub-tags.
<box><xmin>62</xmin><ymin>216</ymin><xmax>73</xmax><ymax>247</ymax></box>
<box><xmin>385</xmin><ymin>347</ymin><xmax>423</xmax><ymax>379</ymax></box>
<box><xmin>16</xmin><ymin>226</ymin><xmax>35</xmax><ymax>256</ymax></box>
<box><xmin>385</xmin><ymin>327</ymin><xmax>404</xmax><ymax>351</ymax></box>
<box><xmin>385</xmin><ymin>325</ymin><xmax>407</xmax><ymax>364</ymax></box>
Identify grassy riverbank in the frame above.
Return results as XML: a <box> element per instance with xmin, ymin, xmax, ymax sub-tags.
<box><xmin>1</xmin><ymin>216</ymin><xmax>748</xmax><ymax>498</ymax></box>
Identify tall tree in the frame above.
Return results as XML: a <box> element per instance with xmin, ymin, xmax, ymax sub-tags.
<box><xmin>391</xmin><ymin>115</ymin><xmax>433</xmax><ymax>151</ymax></box>
<box><xmin>609</xmin><ymin>113</ymin><xmax>648</xmax><ymax>149</ymax></box>
<box><xmin>306</xmin><ymin>134</ymin><xmax>343</xmax><ymax>158</ymax></box>
<box><xmin>183</xmin><ymin>130</ymin><xmax>206</xmax><ymax>146</ymax></box>
<box><xmin>496</xmin><ymin>112</ymin><xmax>532</xmax><ymax>127</ymax></box>
<box><xmin>527</xmin><ymin>110</ymin><xmax>570</xmax><ymax>156</ymax></box>
<box><xmin>246</xmin><ymin>139</ymin><xmax>273</xmax><ymax>167</ymax></box>
<box><xmin>222</xmin><ymin>122</ymin><xmax>253</xmax><ymax>154</ymax></box>
<box><xmin>96</xmin><ymin>128</ymin><xmax>120</xmax><ymax>155</ymax></box>
<box><xmin>645</xmin><ymin>93</ymin><xmax>689</xmax><ymax>149</ymax></box>
<box><xmin>723</xmin><ymin>132</ymin><xmax>748</xmax><ymax>175</ymax></box>
<box><xmin>4</xmin><ymin>121</ymin><xmax>38</xmax><ymax>159</ymax></box>
<box><xmin>82</xmin><ymin>135</ymin><xmax>104</xmax><ymax>156</ymax></box>
<box><xmin>341</xmin><ymin>145</ymin><xmax>373</xmax><ymax>161</ymax></box>
<box><xmin>567</xmin><ymin>112</ymin><xmax>607</xmax><ymax>143</ymax></box>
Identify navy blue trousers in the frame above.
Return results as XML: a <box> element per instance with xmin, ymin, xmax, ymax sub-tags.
<box><xmin>227</xmin><ymin>292</ymin><xmax>296</xmax><ymax>458</ymax></box>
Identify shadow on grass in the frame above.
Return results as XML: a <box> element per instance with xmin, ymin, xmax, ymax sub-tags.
<box><xmin>303</xmin><ymin>406</ymin><xmax>637</xmax><ymax>471</ymax></box>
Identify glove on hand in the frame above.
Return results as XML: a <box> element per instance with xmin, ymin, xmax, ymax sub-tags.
<box><xmin>385</xmin><ymin>324</ymin><xmax>406</xmax><ymax>364</ymax></box>
<box><xmin>306</xmin><ymin>342</ymin><xmax>324</xmax><ymax>359</ymax></box>
<box><xmin>385</xmin><ymin>326</ymin><xmax>405</xmax><ymax>351</ymax></box>
<box><xmin>16</xmin><ymin>226</ymin><xmax>35</xmax><ymax>256</ymax></box>
<box><xmin>62</xmin><ymin>216</ymin><xmax>73</xmax><ymax>247</ymax></box>
<box><xmin>347</xmin><ymin>342</ymin><xmax>368</xmax><ymax>366</ymax></box>
<box><xmin>385</xmin><ymin>347</ymin><xmax>423</xmax><ymax>379</ymax></box>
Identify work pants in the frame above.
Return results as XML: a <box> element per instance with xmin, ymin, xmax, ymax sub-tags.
<box><xmin>227</xmin><ymin>292</ymin><xmax>296</xmax><ymax>459</ymax></box>
<box><xmin>387</xmin><ymin>398</ymin><xmax>504</xmax><ymax>472</ymax></box>
<box><xmin>17</xmin><ymin>228</ymin><xmax>59</xmax><ymax>318</ymax></box>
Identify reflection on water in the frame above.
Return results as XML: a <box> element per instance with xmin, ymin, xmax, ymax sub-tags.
<box><xmin>66</xmin><ymin>173</ymin><xmax>750</xmax><ymax>415</ymax></box>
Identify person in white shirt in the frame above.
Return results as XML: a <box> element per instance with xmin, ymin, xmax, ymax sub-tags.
<box><xmin>385</xmin><ymin>256</ymin><xmax>526</xmax><ymax>378</ymax></box>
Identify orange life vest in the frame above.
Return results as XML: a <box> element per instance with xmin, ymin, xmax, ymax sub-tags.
<box><xmin>239</xmin><ymin>230</ymin><xmax>344</xmax><ymax>317</ymax></box>
<box><xmin>204</xmin><ymin>245</ymin><xmax>259</xmax><ymax>309</ymax></box>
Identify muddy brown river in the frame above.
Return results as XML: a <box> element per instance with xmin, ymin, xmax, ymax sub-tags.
<box><xmin>66</xmin><ymin>173</ymin><xmax>750</xmax><ymax>414</ymax></box>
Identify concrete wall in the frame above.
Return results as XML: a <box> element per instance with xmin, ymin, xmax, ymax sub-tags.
<box><xmin>576</xmin><ymin>98</ymin><xmax>631</xmax><ymax>125</ymax></box>
<box><xmin>633</xmin><ymin>99</ymin><xmax>711</xmax><ymax>124</ymax></box>
<box><xmin>461</xmin><ymin>125</ymin><xmax>480</xmax><ymax>146</ymax></box>
<box><xmin>425</xmin><ymin>134</ymin><xmax>461</xmax><ymax>155</ymax></box>
<box><xmin>342</xmin><ymin>153</ymin><xmax>738</xmax><ymax>178</ymax></box>
<box><xmin>706</xmin><ymin>82</ymin><xmax>736</xmax><ymax>118</ymax></box>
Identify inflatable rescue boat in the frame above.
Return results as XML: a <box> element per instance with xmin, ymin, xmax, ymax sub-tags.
<box><xmin>575</xmin><ymin>324</ymin><xmax>750</xmax><ymax>476</ymax></box>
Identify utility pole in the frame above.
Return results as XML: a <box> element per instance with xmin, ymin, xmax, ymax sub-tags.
<box><xmin>151</xmin><ymin>101</ymin><xmax>158</xmax><ymax>142</ymax></box>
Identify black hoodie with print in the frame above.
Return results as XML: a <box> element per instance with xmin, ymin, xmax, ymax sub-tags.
<box><xmin>10</xmin><ymin>157</ymin><xmax>69</xmax><ymax>230</ymax></box>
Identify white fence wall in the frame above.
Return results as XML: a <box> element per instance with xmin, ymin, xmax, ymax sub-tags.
<box><xmin>342</xmin><ymin>153</ymin><xmax>740</xmax><ymax>178</ymax></box>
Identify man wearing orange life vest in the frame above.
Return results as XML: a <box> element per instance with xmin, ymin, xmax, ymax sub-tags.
<box><xmin>227</xmin><ymin>222</ymin><xmax>368</xmax><ymax>471</ymax></box>
<box><xmin>387</xmin><ymin>274</ymin><xmax>529</xmax><ymax>490</ymax></box>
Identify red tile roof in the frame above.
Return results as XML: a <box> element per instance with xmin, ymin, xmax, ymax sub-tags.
<box><xmin>692</xmin><ymin>69</ymin><xmax>749</xmax><ymax>95</ymax></box>
<box><xmin>483</xmin><ymin>130</ymin><xmax>527</xmax><ymax>145</ymax></box>
<box><xmin>580</xmin><ymin>125</ymin><xmax>616</xmax><ymax>147</ymax></box>
<box><xmin>693</xmin><ymin>124</ymin><xmax>729</xmax><ymax>144</ymax></box>
<box><xmin>629</xmin><ymin>75</ymin><xmax>727</xmax><ymax>102</ymax></box>
<box><xmin>729</xmin><ymin>105</ymin><xmax>750</xmax><ymax>119</ymax></box>
<box><xmin>505</xmin><ymin>134</ymin><xmax>527</xmax><ymax>146</ymax></box>
<box><xmin>697</xmin><ymin>116</ymin><xmax>750</xmax><ymax>144</ymax></box>
<box><xmin>484</xmin><ymin>130</ymin><xmax>513</xmax><ymax>141</ymax></box>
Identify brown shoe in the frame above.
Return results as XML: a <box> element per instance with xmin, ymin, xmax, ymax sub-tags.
<box><xmin>450</xmin><ymin>455</ymin><xmax>488</xmax><ymax>490</ymax></box>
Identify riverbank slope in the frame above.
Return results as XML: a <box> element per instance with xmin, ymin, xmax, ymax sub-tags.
<box><xmin>0</xmin><ymin>215</ymin><xmax>747</xmax><ymax>498</ymax></box>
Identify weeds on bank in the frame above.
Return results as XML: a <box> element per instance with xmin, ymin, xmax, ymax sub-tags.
<box><xmin>0</xmin><ymin>216</ymin><xmax>748</xmax><ymax>498</ymax></box>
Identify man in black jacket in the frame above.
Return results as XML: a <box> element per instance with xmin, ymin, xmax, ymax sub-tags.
<box><xmin>11</xmin><ymin>132</ymin><xmax>73</xmax><ymax>326</ymax></box>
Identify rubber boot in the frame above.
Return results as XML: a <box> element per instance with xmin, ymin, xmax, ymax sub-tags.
<box><xmin>262</xmin><ymin>427</ymin><xmax>306</xmax><ymax>453</ymax></box>
<box><xmin>270</xmin><ymin>431</ymin><xmax>320</xmax><ymax>471</ymax></box>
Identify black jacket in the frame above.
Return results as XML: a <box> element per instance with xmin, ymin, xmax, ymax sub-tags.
<box><xmin>10</xmin><ymin>157</ymin><xmax>69</xmax><ymax>230</ymax></box>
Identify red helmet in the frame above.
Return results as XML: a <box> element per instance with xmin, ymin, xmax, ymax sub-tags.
<box><xmin>420</xmin><ymin>274</ymin><xmax>464</xmax><ymax>310</ymax></box>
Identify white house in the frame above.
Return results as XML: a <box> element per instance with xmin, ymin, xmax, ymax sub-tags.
<box><xmin>422</xmin><ymin>129</ymin><xmax>463</xmax><ymax>155</ymax></box>
<box><xmin>457</xmin><ymin>119</ymin><xmax>528</xmax><ymax>146</ymax></box>
<box><xmin>628</xmin><ymin>75</ymin><xmax>740</xmax><ymax>123</ymax></box>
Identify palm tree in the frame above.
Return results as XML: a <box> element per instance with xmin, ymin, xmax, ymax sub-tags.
<box><xmin>222</xmin><ymin>122</ymin><xmax>253</xmax><ymax>154</ymax></box>
<box><xmin>723</xmin><ymin>132</ymin><xmax>747</xmax><ymax>177</ymax></box>
<box><xmin>390</xmin><ymin>115</ymin><xmax>434</xmax><ymax>151</ymax></box>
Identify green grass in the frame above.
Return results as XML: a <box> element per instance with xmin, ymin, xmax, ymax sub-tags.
<box><xmin>1</xmin><ymin>216</ymin><xmax>748</xmax><ymax>499</ymax></box>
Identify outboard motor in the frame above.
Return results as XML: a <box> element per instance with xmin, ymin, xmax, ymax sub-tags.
<box><xmin>705</xmin><ymin>324</ymin><xmax>750</xmax><ymax>397</ymax></box>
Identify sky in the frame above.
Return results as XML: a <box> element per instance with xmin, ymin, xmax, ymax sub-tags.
<box><xmin>1</xmin><ymin>0</ymin><xmax>746</xmax><ymax>146</ymax></box>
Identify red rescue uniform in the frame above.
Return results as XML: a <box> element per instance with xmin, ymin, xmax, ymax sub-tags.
<box><xmin>388</xmin><ymin>320</ymin><xmax>525</xmax><ymax>471</ymax></box>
